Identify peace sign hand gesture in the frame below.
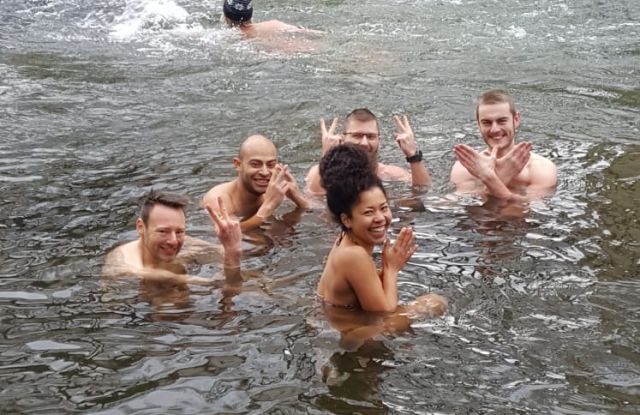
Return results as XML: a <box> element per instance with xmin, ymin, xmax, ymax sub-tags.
<box><xmin>320</xmin><ymin>117</ymin><xmax>343</xmax><ymax>156</ymax></box>
<box><xmin>206</xmin><ymin>196</ymin><xmax>241</xmax><ymax>253</ymax></box>
<box><xmin>393</xmin><ymin>115</ymin><xmax>418</xmax><ymax>157</ymax></box>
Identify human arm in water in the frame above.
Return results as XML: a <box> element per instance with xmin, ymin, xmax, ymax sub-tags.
<box><xmin>338</xmin><ymin>227</ymin><xmax>417</xmax><ymax>313</ymax></box>
<box><xmin>393</xmin><ymin>115</ymin><xmax>432</xmax><ymax>187</ymax></box>
<box><xmin>306</xmin><ymin>118</ymin><xmax>343</xmax><ymax>194</ymax></box>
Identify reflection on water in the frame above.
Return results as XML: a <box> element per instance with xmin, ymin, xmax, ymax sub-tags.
<box><xmin>1</xmin><ymin>0</ymin><xmax>639</xmax><ymax>413</ymax></box>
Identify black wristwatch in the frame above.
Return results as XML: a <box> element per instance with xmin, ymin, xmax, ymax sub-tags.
<box><xmin>406</xmin><ymin>150</ymin><xmax>423</xmax><ymax>163</ymax></box>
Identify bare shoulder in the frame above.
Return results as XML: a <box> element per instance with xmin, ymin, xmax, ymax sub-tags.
<box><xmin>378</xmin><ymin>163</ymin><xmax>410</xmax><ymax>181</ymax></box>
<box><xmin>180</xmin><ymin>235</ymin><xmax>222</xmax><ymax>265</ymax></box>
<box><xmin>332</xmin><ymin>244</ymin><xmax>372</xmax><ymax>269</ymax></box>
<box><xmin>450</xmin><ymin>160</ymin><xmax>471</xmax><ymax>182</ymax></box>
<box><xmin>203</xmin><ymin>181</ymin><xmax>234</xmax><ymax>207</ymax></box>
<box><xmin>259</xmin><ymin>19</ymin><xmax>300</xmax><ymax>32</ymax></box>
<box><xmin>530</xmin><ymin>152</ymin><xmax>556</xmax><ymax>168</ymax></box>
<box><xmin>305</xmin><ymin>163</ymin><xmax>324</xmax><ymax>194</ymax></box>
<box><xmin>529</xmin><ymin>152</ymin><xmax>558</xmax><ymax>186</ymax></box>
<box><xmin>103</xmin><ymin>240</ymin><xmax>140</xmax><ymax>277</ymax></box>
<box><xmin>306</xmin><ymin>163</ymin><xmax>319</xmax><ymax>180</ymax></box>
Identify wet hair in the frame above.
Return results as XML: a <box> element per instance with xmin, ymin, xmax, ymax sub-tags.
<box><xmin>139</xmin><ymin>191</ymin><xmax>189</xmax><ymax>225</ymax></box>
<box><xmin>476</xmin><ymin>89</ymin><xmax>516</xmax><ymax>120</ymax></box>
<box><xmin>319</xmin><ymin>144</ymin><xmax>385</xmax><ymax>231</ymax></box>
<box><xmin>223</xmin><ymin>0</ymin><xmax>253</xmax><ymax>24</ymax></box>
<box><xmin>345</xmin><ymin>108</ymin><xmax>380</xmax><ymax>132</ymax></box>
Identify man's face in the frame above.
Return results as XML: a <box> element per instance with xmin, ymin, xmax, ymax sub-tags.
<box><xmin>234</xmin><ymin>143</ymin><xmax>278</xmax><ymax>195</ymax></box>
<box><xmin>477</xmin><ymin>102</ymin><xmax>520</xmax><ymax>153</ymax></box>
<box><xmin>343</xmin><ymin>118</ymin><xmax>380</xmax><ymax>156</ymax></box>
<box><xmin>138</xmin><ymin>204</ymin><xmax>186</xmax><ymax>264</ymax></box>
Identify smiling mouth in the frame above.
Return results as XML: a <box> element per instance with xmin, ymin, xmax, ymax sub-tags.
<box><xmin>160</xmin><ymin>248</ymin><xmax>177</xmax><ymax>258</ymax></box>
<box><xmin>369</xmin><ymin>225</ymin><xmax>387</xmax><ymax>238</ymax></box>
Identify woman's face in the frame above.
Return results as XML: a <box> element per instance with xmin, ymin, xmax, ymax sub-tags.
<box><xmin>341</xmin><ymin>186</ymin><xmax>392</xmax><ymax>246</ymax></box>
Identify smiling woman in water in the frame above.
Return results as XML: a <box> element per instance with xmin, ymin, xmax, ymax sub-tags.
<box><xmin>317</xmin><ymin>144</ymin><xmax>447</xmax><ymax>350</ymax></box>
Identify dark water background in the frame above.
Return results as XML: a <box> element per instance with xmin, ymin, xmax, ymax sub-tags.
<box><xmin>1</xmin><ymin>0</ymin><xmax>638</xmax><ymax>413</ymax></box>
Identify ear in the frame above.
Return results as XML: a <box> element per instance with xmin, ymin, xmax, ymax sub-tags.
<box><xmin>513</xmin><ymin>111</ymin><xmax>521</xmax><ymax>129</ymax></box>
<box><xmin>136</xmin><ymin>218</ymin><xmax>145</xmax><ymax>238</ymax></box>
<box><xmin>339</xmin><ymin>213</ymin><xmax>352</xmax><ymax>230</ymax></box>
<box><xmin>233</xmin><ymin>157</ymin><xmax>241</xmax><ymax>171</ymax></box>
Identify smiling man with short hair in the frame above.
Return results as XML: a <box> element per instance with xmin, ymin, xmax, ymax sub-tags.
<box><xmin>203</xmin><ymin>134</ymin><xmax>309</xmax><ymax>232</ymax></box>
<box><xmin>451</xmin><ymin>89</ymin><xmax>557</xmax><ymax>200</ymax></box>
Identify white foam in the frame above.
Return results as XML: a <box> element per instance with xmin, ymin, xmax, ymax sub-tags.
<box><xmin>506</xmin><ymin>25</ymin><xmax>527</xmax><ymax>39</ymax></box>
<box><xmin>109</xmin><ymin>0</ymin><xmax>193</xmax><ymax>41</ymax></box>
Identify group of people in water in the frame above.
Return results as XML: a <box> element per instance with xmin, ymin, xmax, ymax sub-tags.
<box><xmin>103</xmin><ymin>89</ymin><xmax>557</xmax><ymax>348</ymax></box>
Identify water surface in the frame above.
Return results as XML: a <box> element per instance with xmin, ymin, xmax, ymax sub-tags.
<box><xmin>1</xmin><ymin>0</ymin><xmax>639</xmax><ymax>413</ymax></box>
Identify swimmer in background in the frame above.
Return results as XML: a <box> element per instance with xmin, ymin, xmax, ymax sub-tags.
<box><xmin>221</xmin><ymin>0</ymin><xmax>323</xmax><ymax>51</ymax></box>
<box><xmin>451</xmin><ymin>89</ymin><xmax>557</xmax><ymax>201</ymax></box>
<box><xmin>317</xmin><ymin>144</ymin><xmax>446</xmax><ymax>350</ymax></box>
<box><xmin>306</xmin><ymin>109</ymin><xmax>431</xmax><ymax>194</ymax></box>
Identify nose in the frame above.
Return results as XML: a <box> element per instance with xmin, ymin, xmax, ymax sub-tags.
<box><xmin>259</xmin><ymin>165</ymin><xmax>270</xmax><ymax>176</ymax></box>
<box><xmin>489</xmin><ymin>122</ymin><xmax>500</xmax><ymax>134</ymax></box>
<box><xmin>166</xmin><ymin>231</ymin><xmax>179</xmax><ymax>245</ymax></box>
<box><xmin>359</xmin><ymin>136</ymin><xmax>370</xmax><ymax>147</ymax></box>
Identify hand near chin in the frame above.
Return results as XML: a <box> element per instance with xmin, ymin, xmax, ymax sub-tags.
<box><xmin>382</xmin><ymin>227</ymin><xmax>418</xmax><ymax>272</ymax></box>
<box><xmin>282</xmin><ymin>165</ymin><xmax>310</xmax><ymax>209</ymax></box>
<box><xmin>257</xmin><ymin>165</ymin><xmax>288</xmax><ymax>218</ymax></box>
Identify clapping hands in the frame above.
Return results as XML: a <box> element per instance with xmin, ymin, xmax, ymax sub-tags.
<box><xmin>382</xmin><ymin>227</ymin><xmax>418</xmax><ymax>273</ymax></box>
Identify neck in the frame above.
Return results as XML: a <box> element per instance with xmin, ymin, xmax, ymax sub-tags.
<box><xmin>138</xmin><ymin>240</ymin><xmax>168</xmax><ymax>270</ymax></box>
<box><xmin>230</xmin><ymin>178</ymin><xmax>263</xmax><ymax>217</ymax></box>
<box><xmin>345</xmin><ymin>231</ymin><xmax>375</xmax><ymax>254</ymax></box>
<box><xmin>232</xmin><ymin>179</ymin><xmax>262</xmax><ymax>202</ymax></box>
<box><xmin>496</xmin><ymin>142</ymin><xmax>515</xmax><ymax>158</ymax></box>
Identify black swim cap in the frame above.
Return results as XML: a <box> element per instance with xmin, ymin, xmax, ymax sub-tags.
<box><xmin>223</xmin><ymin>0</ymin><xmax>253</xmax><ymax>23</ymax></box>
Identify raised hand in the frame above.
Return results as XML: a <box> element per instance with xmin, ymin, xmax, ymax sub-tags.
<box><xmin>206</xmin><ymin>196</ymin><xmax>241</xmax><ymax>252</ymax></box>
<box><xmin>320</xmin><ymin>117</ymin><xmax>342</xmax><ymax>156</ymax></box>
<box><xmin>382</xmin><ymin>227</ymin><xmax>418</xmax><ymax>273</ymax></box>
<box><xmin>393</xmin><ymin>115</ymin><xmax>418</xmax><ymax>157</ymax></box>
<box><xmin>454</xmin><ymin>144</ymin><xmax>498</xmax><ymax>181</ymax></box>
<box><xmin>282</xmin><ymin>165</ymin><xmax>310</xmax><ymax>208</ymax></box>
<box><xmin>257</xmin><ymin>164</ymin><xmax>289</xmax><ymax>218</ymax></box>
<box><xmin>495</xmin><ymin>141</ymin><xmax>531</xmax><ymax>185</ymax></box>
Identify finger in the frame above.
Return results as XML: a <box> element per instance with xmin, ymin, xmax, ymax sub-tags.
<box><xmin>490</xmin><ymin>145</ymin><xmax>499</xmax><ymax>159</ymax></box>
<box><xmin>396</xmin><ymin>227</ymin><xmax>411</xmax><ymax>249</ymax></box>
<box><xmin>320</xmin><ymin>118</ymin><xmax>327</xmax><ymax>135</ymax></box>
<box><xmin>383</xmin><ymin>238</ymin><xmax>390</xmax><ymax>253</ymax></box>
<box><xmin>206</xmin><ymin>205</ymin><xmax>222</xmax><ymax>228</ymax></box>
<box><xmin>217</xmin><ymin>196</ymin><xmax>230</xmax><ymax>221</ymax></box>
<box><xmin>276</xmin><ymin>167</ymin><xmax>288</xmax><ymax>182</ymax></box>
<box><xmin>393</xmin><ymin>115</ymin><xmax>402</xmax><ymax>129</ymax></box>
<box><xmin>408</xmin><ymin>243</ymin><xmax>418</xmax><ymax>258</ymax></box>
<box><xmin>329</xmin><ymin>117</ymin><xmax>338</xmax><ymax>134</ymax></box>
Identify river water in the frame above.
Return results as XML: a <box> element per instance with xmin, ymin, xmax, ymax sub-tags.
<box><xmin>1</xmin><ymin>0</ymin><xmax>638</xmax><ymax>413</ymax></box>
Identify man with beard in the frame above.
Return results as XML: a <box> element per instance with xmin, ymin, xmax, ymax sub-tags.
<box><xmin>450</xmin><ymin>89</ymin><xmax>557</xmax><ymax>200</ymax></box>
<box><xmin>203</xmin><ymin>134</ymin><xmax>309</xmax><ymax>232</ymax></box>
<box><xmin>103</xmin><ymin>191</ymin><xmax>241</xmax><ymax>284</ymax></box>
<box><xmin>305</xmin><ymin>108</ymin><xmax>432</xmax><ymax>194</ymax></box>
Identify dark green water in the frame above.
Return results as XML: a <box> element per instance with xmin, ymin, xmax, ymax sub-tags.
<box><xmin>1</xmin><ymin>0</ymin><xmax>638</xmax><ymax>413</ymax></box>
